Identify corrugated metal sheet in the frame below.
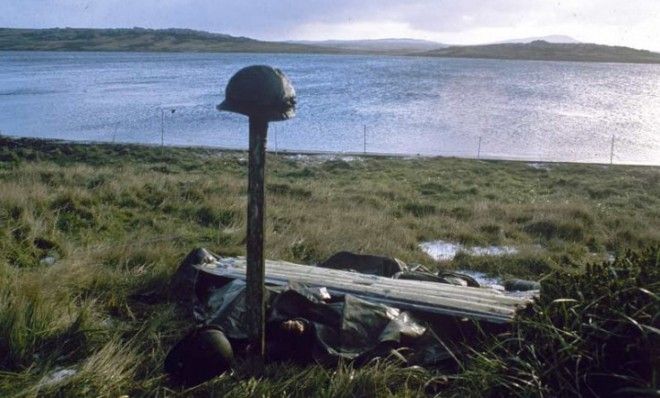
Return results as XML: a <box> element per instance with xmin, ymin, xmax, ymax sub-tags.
<box><xmin>195</xmin><ymin>257</ymin><xmax>535</xmax><ymax>324</ymax></box>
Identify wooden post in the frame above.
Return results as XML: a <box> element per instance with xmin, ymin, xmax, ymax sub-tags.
<box><xmin>112</xmin><ymin>122</ymin><xmax>118</xmax><ymax>143</ymax></box>
<box><xmin>246</xmin><ymin>116</ymin><xmax>268</xmax><ymax>364</ymax></box>
<box><xmin>363</xmin><ymin>125</ymin><xmax>367</xmax><ymax>154</ymax></box>
<box><xmin>477</xmin><ymin>136</ymin><xmax>482</xmax><ymax>159</ymax></box>
<box><xmin>160</xmin><ymin>108</ymin><xmax>175</xmax><ymax>154</ymax></box>
<box><xmin>610</xmin><ymin>135</ymin><xmax>615</xmax><ymax>165</ymax></box>
<box><xmin>160</xmin><ymin>109</ymin><xmax>165</xmax><ymax>149</ymax></box>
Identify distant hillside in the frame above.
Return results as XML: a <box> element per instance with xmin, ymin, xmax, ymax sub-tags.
<box><xmin>0</xmin><ymin>27</ymin><xmax>345</xmax><ymax>53</ymax></box>
<box><xmin>289</xmin><ymin>38</ymin><xmax>446</xmax><ymax>54</ymax></box>
<box><xmin>495</xmin><ymin>35</ymin><xmax>580</xmax><ymax>44</ymax></box>
<box><xmin>422</xmin><ymin>41</ymin><xmax>660</xmax><ymax>64</ymax></box>
<box><xmin>2</xmin><ymin>28</ymin><xmax>659</xmax><ymax>64</ymax></box>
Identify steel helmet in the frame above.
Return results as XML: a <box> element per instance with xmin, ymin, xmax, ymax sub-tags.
<box><xmin>217</xmin><ymin>65</ymin><xmax>296</xmax><ymax>121</ymax></box>
<box><xmin>164</xmin><ymin>325</ymin><xmax>234</xmax><ymax>386</ymax></box>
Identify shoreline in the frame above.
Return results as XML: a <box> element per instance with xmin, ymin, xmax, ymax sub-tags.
<box><xmin>4</xmin><ymin>48</ymin><xmax>660</xmax><ymax>64</ymax></box>
<box><xmin>3</xmin><ymin>134</ymin><xmax>658</xmax><ymax>169</ymax></box>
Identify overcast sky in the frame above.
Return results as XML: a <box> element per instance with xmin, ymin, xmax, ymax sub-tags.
<box><xmin>2</xmin><ymin>0</ymin><xmax>659</xmax><ymax>51</ymax></box>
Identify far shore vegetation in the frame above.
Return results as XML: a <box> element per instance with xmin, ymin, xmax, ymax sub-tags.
<box><xmin>2</xmin><ymin>27</ymin><xmax>660</xmax><ymax>63</ymax></box>
<box><xmin>0</xmin><ymin>136</ymin><xmax>658</xmax><ymax>396</ymax></box>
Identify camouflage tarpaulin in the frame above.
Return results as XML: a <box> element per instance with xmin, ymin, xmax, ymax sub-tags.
<box><xmin>171</xmin><ymin>248</ymin><xmax>457</xmax><ymax>367</ymax></box>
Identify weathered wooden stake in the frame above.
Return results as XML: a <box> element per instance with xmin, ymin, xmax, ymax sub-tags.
<box><xmin>246</xmin><ymin>116</ymin><xmax>268</xmax><ymax>360</ymax></box>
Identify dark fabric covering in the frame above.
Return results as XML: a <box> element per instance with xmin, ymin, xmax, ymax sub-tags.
<box><xmin>317</xmin><ymin>251</ymin><xmax>481</xmax><ymax>288</ymax></box>
<box><xmin>171</xmin><ymin>249</ymin><xmax>457</xmax><ymax>368</ymax></box>
<box><xmin>199</xmin><ymin>279</ymin><xmax>452</xmax><ymax>366</ymax></box>
<box><xmin>318</xmin><ymin>251</ymin><xmax>406</xmax><ymax>277</ymax></box>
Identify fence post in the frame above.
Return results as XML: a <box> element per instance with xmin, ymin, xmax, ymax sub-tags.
<box><xmin>112</xmin><ymin>122</ymin><xmax>118</xmax><ymax>143</ymax></box>
<box><xmin>363</xmin><ymin>125</ymin><xmax>367</xmax><ymax>154</ymax></box>
<box><xmin>610</xmin><ymin>135</ymin><xmax>615</xmax><ymax>165</ymax></box>
<box><xmin>160</xmin><ymin>109</ymin><xmax>165</xmax><ymax>149</ymax></box>
<box><xmin>477</xmin><ymin>136</ymin><xmax>482</xmax><ymax>159</ymax></box>
<box><xmin>160</xmin><ymin>108</ymin><xmax>175</xmax><ymax>152</ymax></box>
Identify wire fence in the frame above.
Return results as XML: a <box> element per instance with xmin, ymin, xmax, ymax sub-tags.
<box><xmin>96</xmin><ymin>106</ymin><xmax>652</xmax><ymax>166</ymax></box>
<box><xmin>269</xmin><ymin>123</ymin><xmax>625</xmax><ymax>165</ymax></box>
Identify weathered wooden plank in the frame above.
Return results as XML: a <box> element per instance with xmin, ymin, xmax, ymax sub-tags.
<box><xmin>195</xmin><ymin>257</ymin><xmax>534</xmax><ymax>323</ymax></box>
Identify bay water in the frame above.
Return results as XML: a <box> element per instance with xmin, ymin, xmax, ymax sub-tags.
<box><xmin>1</xmin><ymin>51</ymin><xmax>658</xmax><ymax>165</ymax></box>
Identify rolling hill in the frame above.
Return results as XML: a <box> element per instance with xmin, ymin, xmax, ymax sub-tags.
<box><xmin>288</xmin><ymin>38</ymin><xmax>446</xmax><ymax>54</ymax></box>
<box><xmin>494</xmin><ymin>35</ymin><xmax>580</xmax><ymax>44</ymax></box>
<box><xmin>0</xmin><ymin>27</ymin><xmax>343</xmax><ymax>53</ymax></box>
<box><xmin>422</xmin><ymin>40</ymin><xmax>660</xmax><ymax>63</ymax></box>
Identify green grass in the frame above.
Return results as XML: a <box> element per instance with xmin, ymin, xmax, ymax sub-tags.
<box><xmin>452</xmin><ymin>248</ymin><xmax>659</xmax><ymax>397</ymax></box>
<box><xmin>0</xmin><ymin>136</ymin><xmax>658</xmax><ymax>396</ymax></box>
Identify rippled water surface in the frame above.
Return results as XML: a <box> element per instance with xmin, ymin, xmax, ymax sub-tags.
<box><xmin>1</xmin><ymin>51</ymin><xmax>659</xmax><ymax>165</ymax></box>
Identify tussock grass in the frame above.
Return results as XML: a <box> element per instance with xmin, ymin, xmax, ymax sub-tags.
<box><xmin>453</xmin><ymin>248</ymin><xmax>659</xmax><ymax>397</ymax></box>
<box><xmin>0</xmin><ymin>136</ymin><xmax>658</xmax><ymax>396</ymax></box>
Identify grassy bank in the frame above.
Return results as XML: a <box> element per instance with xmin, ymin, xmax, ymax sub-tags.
<box><xmin>0</xmin><ymin>136</ymin><xmax>658</xmax><ymax>396</ymax></box>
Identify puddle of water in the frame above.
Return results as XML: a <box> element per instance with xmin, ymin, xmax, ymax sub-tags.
<box><xmin>527</xmin><ymin>162</ymin><xmax>552</xmax><ymax>171</ymax></box>
<box><xmin>469</xmin><ymin>245</ymin><xmax>518</xmax><ymax>257</ymax></box>
<box><xmin>419</xmin><ymin>240</ymin><xmax>518</xmax><ymax>262</ymax></box>
<box><xmin>418</xmin><ymin>241</ymin><xmax>462</xmax><ymax>261</ymax></box>
<box><xmin>419</xmin><ymin>240</ymin><xmax>538</xmax><ymax>298</ymax></box>
<box><xmin>458</xmin><ymin>270</ymin><xmax>505</xmax><ymax>291</ymax></box>
<box><xmin>285</xmin><ymin>154</ymin><xmax>362</xmax><ymax>164</ymax></box>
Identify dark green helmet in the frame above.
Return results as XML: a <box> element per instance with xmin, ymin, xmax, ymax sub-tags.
<box><xmin>164</xmin><ymin>325</ymin><xmax>234</xmax><ymax>386</ymax></box>
<box><xmin>217</xmin><ymin>65</ymin><xmax>296</xmax><ymax>121</ymax></box>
